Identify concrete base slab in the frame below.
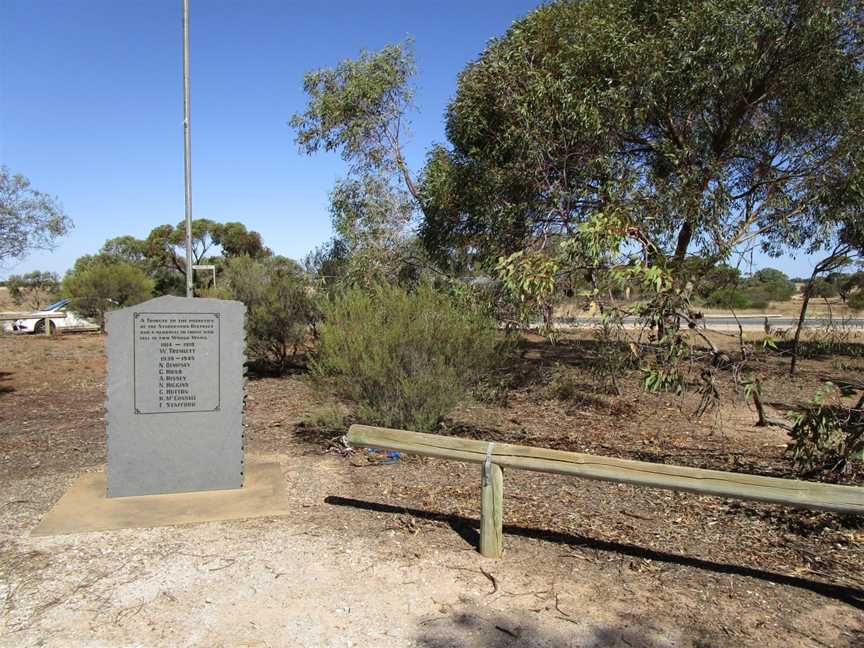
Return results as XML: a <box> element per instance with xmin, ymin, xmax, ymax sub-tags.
<box><xmin>32</xmin><ymin>462</ymin><xmax>290</xmax><ymax>536</ymax></box>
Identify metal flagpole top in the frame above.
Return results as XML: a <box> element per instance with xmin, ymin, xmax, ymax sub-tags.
<box><xmin>182</xmin><ymin>0</ymin><xmax>194</xmax><ymax>298</ymax></box>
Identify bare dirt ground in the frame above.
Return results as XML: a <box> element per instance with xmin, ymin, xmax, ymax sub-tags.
<box><xmin>1</xmin><ymin>332</ymin><xmax>863</xmax><ymax>647</ymax></box>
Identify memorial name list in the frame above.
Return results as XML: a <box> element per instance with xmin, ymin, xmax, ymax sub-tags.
<box><xmin>133</xmin><ymin>312</ymin><xmax>220</xmax><ymax>414</ymax></box>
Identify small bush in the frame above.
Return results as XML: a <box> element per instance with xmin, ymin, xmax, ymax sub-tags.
<box><xmin>704</xmin><ymin>286</ymin><xmax>768</xmax><ymax>310</ymax></box>
<box><xmin>310</xmin><ymin>283</ymin><xmax>501</xmax><ymax>432</ymax></box>
<box><xmin>790</xmin><ymin>383</ymin><xmax>864</xmax><ymax>476</ymax></box>
<box><xmin>848</xmin><ymin>291</ymin><xmax>864</xmax><ymax>311</ymax></box>
<box><xmin>738</xmin><ymin>290</ymin><xmax>769</xmax><ymax>310</ymax></box>
<box><xmin>703</xmin><ymin>269</ymin><xmax>796</xmax><ymax>310</ymax></box>
<box><xmin>705</xmin><ymin>286</ymin><xmax>750</xmax><ymax>309</ymax></box>
<box><xmin>592</xmin><ymin>314</ymin><xmax>635</xmax><ymax>394</ymax></box>
<box><xmin>744</xmin><ymin>268</ymin><xmax>796</xmax><ymax>302</ymax></box>
<box><xmin>217</xmin><ymin>256</ymin><xmax>317</xmax><ymax>372</ymax></box>
<box><xmin>775</xmin><ymin>320</ymin><xmax>864</xmax><ymax>359</ymax></box>
<box><xmin>547</xmin><ymin>367</ymin><xmax>579</xmax><ymax>401</ymax></box>
<box><xmin>62</xmin><ymin>257</ymin><xmax>153</xmax><ymax>330</ymax></box>
<box><xmin>473</xmin><ymin>375</ymin><xmax>512</xmax><ymax>406</ymax></box>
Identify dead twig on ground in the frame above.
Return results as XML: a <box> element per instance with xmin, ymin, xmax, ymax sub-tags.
<box><xmin>441</xmin><ymin>565</ymin><xmax>499</xmax><ymax>595</ymax></box>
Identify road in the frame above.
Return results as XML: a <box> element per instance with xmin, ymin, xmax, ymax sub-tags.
<box><xmin>555</xmin><ymin>315</ymin><xmax>864</xmax><ymax>330</ymax></box>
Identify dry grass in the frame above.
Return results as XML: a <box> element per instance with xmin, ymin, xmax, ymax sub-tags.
<box><xmin>0</xmin><ymin>287</ymin><xmax>17</xmax><ymax>312</ymax></box>
<box><xmin>554</xmin><ymin>295</ymin><xmax>864</xmax><ymax>319</ymax></box>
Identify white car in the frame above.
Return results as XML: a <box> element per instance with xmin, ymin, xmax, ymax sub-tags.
<box><xmin>10</xmin><ymin>299</ymin><xmax>98</xmax><ymax>334</ymax></box>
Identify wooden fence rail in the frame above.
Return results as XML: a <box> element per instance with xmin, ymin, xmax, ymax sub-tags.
<box><xmin>347</xmin><ymin>424</ymin><xmax>864</xmax><ymax>559</ymax></box>
<box><xmin>0</xmin><ymin>313</ymin><xmax>67</xmax><ymax>336</ymax></box>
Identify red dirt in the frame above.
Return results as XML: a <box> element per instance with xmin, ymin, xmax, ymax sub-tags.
<box><xmin>1</xmin><ymin>331</ymin><xmax>863</xmax><ymax>647</ymax></box>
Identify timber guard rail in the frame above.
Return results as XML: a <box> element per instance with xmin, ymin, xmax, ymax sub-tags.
<box><xmin>347</xmin><ymin>424</ymin><xmax>864</xmax><ymax>559</ymax></box>
<box><xmin>0</xmin><ymin>312</ymin><xmax>67</xmax><ymax>336</ymax></box>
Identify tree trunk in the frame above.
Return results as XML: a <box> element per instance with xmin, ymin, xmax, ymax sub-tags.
<box><xmin>751</xmin><ymin>384</ymin><xmax>794</xmax><ymax>431</ymax></box>
<box><xmin>672</xmin><ymin>221</ymin><xmax>693</xmax><ymax>266</ymax></box>
<box><xmin>790</xmin><ymin>270</ymin><xmax>817</xmax><ymax>378</ymax></box>
<box><xmin>790</xmin><ymin>245</ymin><xmax>851</xmax><ymax>377</ymax></box>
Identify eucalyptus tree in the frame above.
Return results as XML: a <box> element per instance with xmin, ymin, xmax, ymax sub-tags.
<box><xmin>96</xmin><ymin>220</ymin><xmax>270</xmax><ymax>296</ymax></box>
<box><xmin>289</xmin><ymin>0</ymin><xmax>864</xmax><ymax>373</ymax></box>
<box><xmin>61</xmin><ymin>256</ymin><xmax>154</xmax><ymax>331</ymax></box>
<box><xmin>0</xmin><ymin>167</ymin><xmax>71</xmax><ymax>263</ymax></box>
<box><xmin>420</xmin><ymin>0</ymin><xmax>864</xmax><ymax>278</ymax></box>
<box><xmin>291</xmin><ymin>41</ymin><xmax>419</xmax><ymax>197</ymax></box>
<box><xmin>291</xmin><ymin>42</ymin><xmax>435</xmax><ymax>286</ymax></box>
<box><xmin>327</xmin><ymin>174</ymin><xmax>418</xmax><ymax>286</ymax></box>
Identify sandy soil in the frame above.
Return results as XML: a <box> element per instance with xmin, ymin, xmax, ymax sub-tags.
<box><xmin>1</xmin><ymin>333</ymin><xmax>863</xmax><ymax>647</ymax></box>
<box><xmin>2</xmin><ymin>454</ymin><xmax>716</xmax><ymax>648</ymax></box>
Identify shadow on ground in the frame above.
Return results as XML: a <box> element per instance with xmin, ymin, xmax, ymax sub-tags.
<box><xmin>415</xmin><ymin>610</ymin><xmax>675</xmax><ymax>648</ymax></box>
<box><xmin>415</xmin><ymin>609</ymin><xmax>863</xmax><ymax>648</ymax></box>
<box><xmin>325</xmin><ymin>495</ymin><xmax>864</xmax><ymax>611</ymax></box>
<box><xmin>245</xmin><ymin>360</ymin><xmax>307</xmax><ymax>380</ymax></box>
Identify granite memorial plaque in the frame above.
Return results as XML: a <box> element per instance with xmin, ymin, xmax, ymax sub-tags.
<box><xmin>106</xmin><ymin>296</ymin><xmax>246</xmax><ymax>497</ymax></box>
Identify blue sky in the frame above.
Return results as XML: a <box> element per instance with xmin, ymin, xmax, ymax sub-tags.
<box><xmin>1</xmin><ymin>0</ymin><xmax>821</xmax><ymax>280</ymax></box>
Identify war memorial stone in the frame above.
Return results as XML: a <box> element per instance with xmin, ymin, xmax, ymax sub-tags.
<box><xmin>105</xmin><ymin>295</ymin><xmax>246</xmax><ymax>497</ymax></box>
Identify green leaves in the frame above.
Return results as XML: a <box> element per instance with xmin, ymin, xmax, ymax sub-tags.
<box><xmin>496</xmin><ymin>250</ymin><xmax>558</xmax><ymax>304</ymax></box>
<box><xmin>61</xmin><ymin>258</ymin><xmax>153</xmax><ymax>330</ymax></box>
<box><xmin>291</xmin><ymin>41</ymin><xmax>428</xmax><ymax>290</ymax></box>
<box><xmin>0</xmin><ymin>166</ymin><xmax>72</xmax><ymax>262</ymax></box>
<box><xmin>419</xmin><ymin>0</ymin><xmax>864</xmax><ymax>268</ymax></box>
<box><xmin>495</xmin><ymin>249</ymin><xmax>562</xmax><ymax>337</ymax></box>
<box><xmin>641</xmin><ymin>367</ymin><xmax>683</xmax><ymax>395</ymax></box>
<box><xmin>6</xmin><ymin>270</ymin><xmax>60</xmax><ymax>310</ymax></box>
<box><xmin>310</xmin><ymin>283</ymin><xmax>501</xmax><ymax>432</ymax></box>
<box><xmin>789</xmin><ymin>381</ymin><xmax>864</xmax><ymax>475</ymax></box>
<box><xmin>290</xmin><ymin>41</ymin><xmax>416</xmax><ymax>177</ymax></box>
<box><xmin>218</xmin><ymin>255</ymin><xmax>314</xmax><ymax>372</ymax></box>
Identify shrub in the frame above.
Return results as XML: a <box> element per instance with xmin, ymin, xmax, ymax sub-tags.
<box><xmin>310</xmin><ymin>283</ymin><xmax>501</xmax><ymax>432</ymax></box>
<box><xmin>591</xmin><ymin>314</ymin><xmax>635</xmax><ymax>395</ymax></box>
<box><xmin>743</xmin><ymin>268</ymin><xmax>796</xmax><ymax>302</ymax></box>
<box><xmin>811</xmin><ymin>277</ymin><xmax>839</xmax><ymax>299</ymax></box>
<box><xmin>790</xmin><ymin>383</ymin><xmax>864</xmax><ymax>476</ymax></box>
<box><xmin>705</xmin><ymin>286</ymin><xmax>750</xmax><ymax>309</ymax></box>
<box><xmin>704</xmin><ymin>285</ymin><xmax>772</xmax><ymax>310</ymax></box>
<box><xmin>217</xmin><ymin>255</ymin><xmax>317</xmax><ymax>372</ymax></box>
<box><xmin>62</xmin><ymin>257</ymin><xmax>153</xmax><ymax>330</ymax></box>
<box><xmin>546</xmin><ymin>363</ymin><xmax>581</xmax><ymax>401</ymax></box>
<box><xmin>302</xmin><ymin>405</ymin><xmax>350</xmax><ymax>434</ymax></box>
<box><xmin>738</xmin><ymin>289</ymin><xmax>770</xmax><ymax>310</ymax></box>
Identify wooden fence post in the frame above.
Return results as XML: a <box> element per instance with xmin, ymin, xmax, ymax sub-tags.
<box><xmin>480</xmin><ymin>462</ymin><xmax>504</xmax><ymax>558</ymax></box>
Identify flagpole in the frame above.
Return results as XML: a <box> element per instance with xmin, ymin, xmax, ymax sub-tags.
<box><xmin>182</xmin><ymin>0</ymin><xmax>194</xmax><ymax>297</ymax></box>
